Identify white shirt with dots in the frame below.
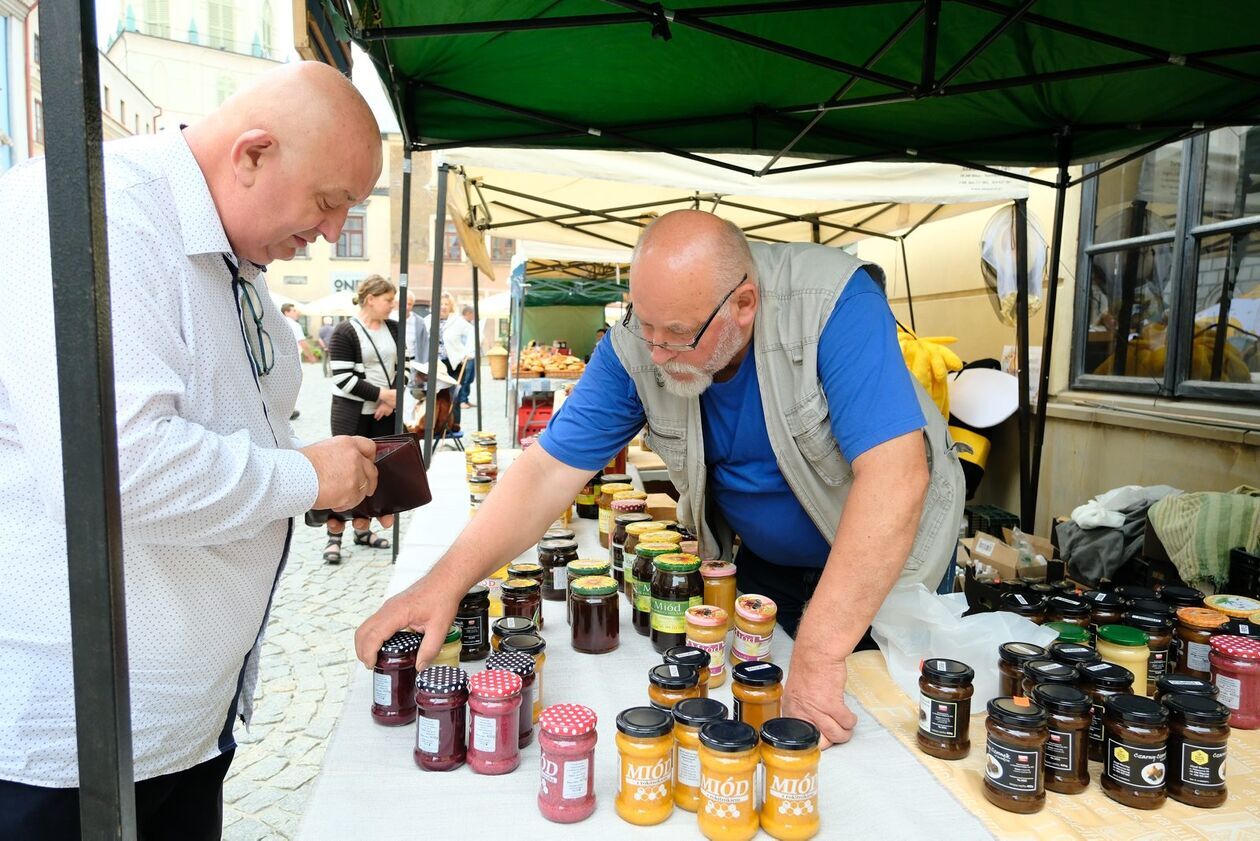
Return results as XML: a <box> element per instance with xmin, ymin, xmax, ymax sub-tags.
<box><xmin>0</xmin><ymin>130</ymin><xmax>320</xmax><ymax>786</ymax></box>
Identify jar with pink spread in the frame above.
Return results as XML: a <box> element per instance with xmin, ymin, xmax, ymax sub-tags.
<box><xmin>467</xmin><ymin>669</ymin><xmax>524</xmax><ymax>775</ymax></box>
<box><xmin>537</xmin><ymin>704</ymin><xmax>599</xmax><ymax>823</ymax></box>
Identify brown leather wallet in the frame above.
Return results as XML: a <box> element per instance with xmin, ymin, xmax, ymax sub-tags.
<box><xmin>306</xmin><ymin>433</ymin><xmax>433</xmax><ymax>524</ymax></box>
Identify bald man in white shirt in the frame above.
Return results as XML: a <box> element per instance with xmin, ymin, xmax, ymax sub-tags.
<box><xmin>0</xmin><ymin>62</ymin><xmax>384</xmax><ymax>838</ymax></box>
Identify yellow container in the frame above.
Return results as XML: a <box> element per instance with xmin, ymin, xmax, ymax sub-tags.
<box><xmin>484</xmin><ymin>564</ymin><xmax>510</xmax><ymax>618</ymax></box>
<box><xmin>686</xmin><ymin>605</ymin><xmax>730</xmax><ymax>688</ymax></box>
<box><xmin>700</xmin><ymin>562</ymin><xmax>738</xmax><ymax>633</ymax></box>
<box><xmin>615</xmin><ymin>707</ymin><xmax>675</xmax><ymax>826</ymax></box>
<box><xmin>760</xmin><ymin>719</ymin><xmax>822</xmax><ymax>840</ymax></box>
<box><xmin>432</xmin><ymin>625</ymin><xmax>463</xmax><ymax>668</ymax></box>
<box><xmin>672</xmin><ymin>698</ymin><xmax>729</xmax><ymax>812</ymax></box>
<box><xmin>1096</xmin><ymin>624</ymin><xmax>1150</xmax><ymax>694</ymax></box>
<box><xmin>698</xmin><ymin>722</ymin><xmax>759</xmax><ymax>841</ymax></box>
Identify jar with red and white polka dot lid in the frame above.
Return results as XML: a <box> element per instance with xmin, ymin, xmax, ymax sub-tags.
<box><xmin>538</xmin><ymin>704</ymin><xmax>599</xmax><ymax>823</ymax></box>
<box><xmin>1210</xmin><ymin>634</ymin><xmax>1260</xmax><ymax>729</ymax></box>
<box><xmin>467</xmin><ymin>669</ymin><xmax>524</xmax><ymax>774</ymax></box>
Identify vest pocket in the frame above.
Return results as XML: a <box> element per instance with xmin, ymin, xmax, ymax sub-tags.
<box><xmin>784</xmin><ymin>392</ymin><xmax>852</xmax><ymax>487</ymax></box>
<box><xmin>644</xmin><ymin>420</ymin><xmax>688</xmax><ymax>473</ymax></box>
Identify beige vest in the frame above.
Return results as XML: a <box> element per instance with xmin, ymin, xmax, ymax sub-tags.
<box><xmin>610</xmin><ymin>242</ymin><xmax>964</xmax><ymax>588</ymax></box>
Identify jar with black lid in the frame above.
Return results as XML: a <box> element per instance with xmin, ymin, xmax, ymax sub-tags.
<box><xmin>998</xmin><ymin>591</ymin><xmax>1047</xmax><ymax>624</ymax></box>
<box><xmin>917</xmin><ymin>658</ymin><xmax>974</xmax><ymax>760</ymax></box>
<box><xmin>1079</xmin><ymin>661</ymin><xmax>1135</xmax><ymax>761</ymax></box>
<box><xmin>1084</xmin><ymin>590</ymin><xmax>1127</xmax><ymax>641</ymax></box>
<box><xmin>1101</xmin><ymin>694</ymin><xmax>1169</xmax><ymax>810</ymax></box>
<box><xmin>1114</xmin><ymin>584</ymin><xmax>1160</xmax><ymax>604</ymax></box>
<box><xmin>1159</xmin><ymin>585</ymin><xmax>1205</xmax><ymax>610</ymax></box>
<box><xmin>1217</xmin><ymin>619</ymin><xmax>1259</xmax><ymax>638</ymax></box>
<box><xmin>1154</xmin><ymin>674</ymin><xmax>1219</xmax><ymax>704</ymax></box>
<box><xmin>501</xmin><ymin>577</ymin><xmax>543</xmax><ymax>629</ymax></box>
<box><xmin>372</xmin><ymin>631</ymin><xmax>423</xmax><ymax>726</ymax></box>
<box><xmin>983</xmin><ymin>697</ymin><xmax>1049</xmax><ymax>814</ymax></box>
<box><xmin>1048</xmin><ymin>642</ymin><xmax>1101</xmax><ymax>670</ymax></box>
<box><xmin>1031</xmin><ymin>683</ymin><xmax>1091</xmax><ymax>794</ymax></box>
<box><xmin>491</xmin><ymin>616</ymin><xmax>535</xmax><ymax>652</ymax></box>
<box><xmin>456</xmin><ymin>585</ymin><xmax>490</xmax><ymax>661</ymax></box>
<box><xmin>1128</xmin><ymin>598</ymin><xmax>1174</xmax><ymax>618</ymax></box>
<box><xmin>1047</xmin><ymin>594</ymin><xmax>1092</xmax><ymax>628</ymax></box>
<box><xmin>1163</xmin><ymin>693</ymin><xmax>1230</xmax><ymax>808</ymax></box>
<box><xmin>664</xmin><ymin>645</ymin><xmax>712</xmax><ymax>698</ymax></box>
<box><xmin>1124</xmin><ymin>609</ymin><xmax>1174</xmax><ymax>694</ymax></box>
<box><xmin>998</xmin><ymin>642</ymin><xmax>1047</xmax><ymax>698</ymax></box>
<box><xmin>537</xmin><ymin>539</ymin><xmax>579</xmax><ymax>601</ymax></box>
<box><xmin>650</xmin><ymin>553</ymin><xmax>703</xmax><ymax>653</ymax></box>
<box><xmin>543</xmin><ymin>527</ymin><xmax>576</xmax><ymax>542</ymax></box>
<box><xmin>611</xmin><ymin>512</ymin><xmax>653</xmax><ymax>587</ymax></box>
<box><xmin>1025</xmin><ymin>582</ymin><xmax>1057</xmax><ymax>598</ymax></box>
<box><xmin>1021</xmin><ymin>659</ymin><xmax>1079</xmax><ymax>697</ymax></box>
<box><xmin>648</xmin><ymin>663</ymin><xmax>702</xmax><ymax>711</ymax></box>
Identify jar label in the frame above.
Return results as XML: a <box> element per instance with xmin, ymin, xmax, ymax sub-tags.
<box><xmin>611</xmin><ymin>542</ymin><xmax>625</xmax><ymax>572</ymax></box>
<box><xmin>456</xmin><ymin>613</ymin><xmax>486</xmax><ymax>648</ymax></box>
<box><xmin>1044</xmin><ymin>727</ymin><xmax>1076</xmax><ymax>773</ymax></box>
<box><xmin>473</xmin><ymin>714</ymin><xmax>497</xmax><ymax>753</ymax></box>
<box><xmin>686</xmin><ymin>638</ymin><xmax>727</xmax><ymax>677</ymax></box>
<box><xmin>553</xmin><ymin>567</ymin><xmax>567</xmax><ymax>590</ymax></box>
<box><xmin>651</xmin><ymin>596</ymin><xmax>702</xmax><ymax>634</ymax></box>
<box><xmin>1187</xmin><ymin>640</ymin><xmax>1211</xmax><ymax>673</ymax></box>
<box><xmin>985</xmin><ymin>735</ymin><xmax>1040</xmax><ymax>794</ymax></box>
<box><xmin>1179</xmin><ymin>741</ymin><xmax>1225</xmax><ymax>788</ymax></box>
<box><xmin>677</xmin><ymin>746</ymin><xmax>701</xmax><ymax>787</ymax></box>
<box><xmin>1148</xmin><ymin>647</ymin><xmax>1168</xmax><ymax>681</ymax></box>
<box><xmin>576</xmin><ymin>492</ymin><xmax>596</xmax><ymax>505</ymax></box>
<box><xmin>416</xmin><ymin>715</ymin><xmax>441</xmax><ymax>754</ymax></box>
<box><xmin>768</xmin><ymin>770</ymin><xmax>818</xmax><ymax>803</ymax></box>
<box><xmin>623</xmin><ymin>755</ymin><xmax>672</xmax><ymax>801</ymax></box>
<box><xmin>1104</xmin><ymin>737</ymin><xmax>1167</xmax><ymax>790</ymax></box>
<box><xmin>598</xmin><ymin>508</ymin><xmax>613</xmax><ymax>534</ymax></box>
<box><xmin>918</xmin><ymin>694</ymin><xmax>958</xmax><ymax>739</ymax></box>
<box><xmin>1089</xmin><ymin>704</ymin><xmax>1104</xmax><ymax>745</ymax></box>
<box><xmin>732</xmin><ymin>627</ymin><xmax>773</xmax><ymax>663</ymax></box>
<box><xmin>372</xmin><ymin>671</ymin><xmax>393</xmax><ymax>707</ymax></box>
<box><xmin>563</xmin><ymin>759</ymin><xmax>590</xmax><ymax>799</ymax></box>
<box><xmin>1215</xmin><ymin>673</ymin><xmax>1241</xmax><ymax>710</ymax></box>
<box><xmin>701</xmin><ymin>771</ymin><xmax>753</xmax><ymax>817</ymax></box>
<box><xmin>634</xmin><ymin>580</ymin><xmax>652</xmax><ymax>614</ymax></box>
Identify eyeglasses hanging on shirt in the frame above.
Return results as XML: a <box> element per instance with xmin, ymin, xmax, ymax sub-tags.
<box><xmin>224</xmin><ymin>255</ymin><xmax>275</xmax><ymax>377</ymax></box>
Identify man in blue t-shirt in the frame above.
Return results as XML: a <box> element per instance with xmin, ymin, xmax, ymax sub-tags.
<box><xmin>358</xmin><ymin>211</ymin><xmax>947</xmax><ymax>749</ymax></box>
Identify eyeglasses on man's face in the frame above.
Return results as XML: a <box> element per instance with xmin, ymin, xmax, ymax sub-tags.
<box><xmin>622</xmin><ymin>273</ymin><xmax>748</xmax><ymax>352</ymax></box>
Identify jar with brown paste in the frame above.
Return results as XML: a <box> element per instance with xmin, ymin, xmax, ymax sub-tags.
<box><xmin>1047</xmin><ymin>594</ymin><xmax>1093</xmax><ymax>628</ymax></box>
<box><xmin>1048</xmin><ymin>642</ymin><xmax>1101</xmax><ymax>671</ymax></box>
<box><xmin>537</xmin><ymin>538</ymin><xmax>579</xmax><ymax>602</ymax></box>
<box><xmin>1031</xmin><ymin>683</ymin><xmax>1092</xmax><ymax>794</ymax></box>
<box><xmin>1079</xmin><ymin>661</ymin><xmax>1135</xmax><ymax>762</ymax></box>
<box><xmin>1021</xmin><ymin>659</ymin><xmax>1079</xmax><ymax>698</ymax></box>
<box><xmin>983</xmin><ymin>697</ymin><xmax>1048</xmax><ymax>814</ymax></box>
<box><xmin>1154</xmin><ymin>674</ymin><xmax>1219</xmax><ymax>704</ymax></box>
<box><xmin>998</xmin><ymin>642</ymin><xmax>1047</xmax><ymax>698</ymax></box>
<box><xmin>1163</xmin><ymin>692</ymin><xmax>1230</xmax><ymax>809</ymax></box>
<box><xmin>1114</xmin><ymin>584</ymin><xmax>1160</xmax><ymax>604</ymax></box>
<box><xmin>1175</xmin><ymin>607</ymin><xmax>1229</xmax><ymax>679</ymax></box>
<box><xmin>1158</xmin><ymin>585</ymin><xmax>1205</xmax><ymax>610</ymax></box>
<box><xmin>1101</xmin><ymin>694</ymin><xmax>1169</xmax><ymax>810</ymax></box>
<box><xmin>917</xmin><ymin>658</ymin><xmax>974</xmax><ymax>760</ymax></box>
<box><xmin>1124</xmin><ymin>608</ymin><xmax>1175</xmax><ymax>695</ymax></box>
<box><xmin>1084</xmin><ymin>590</ymin><xmax>1127</xmax><ymax>641</ymax></box>
<box><xmin>998</xmin><ymin>591</ymin><xmax>1047</xmax><ymax>624</ymax></box>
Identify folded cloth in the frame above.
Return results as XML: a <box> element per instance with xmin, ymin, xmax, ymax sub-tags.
<box><xmin>1056</xmin><ymin>500</ymin><xmax>1154</xmax><ymax>586</ymax></box>
<box><xmin>1070</xmin><ymin>484</ymin><xmax>1181</xmax><ymax>529</ymax></box>
<box><xmin>1148</xmin><ymin>485</ymin><xmax>1260</xmax><ymax>589</ymax></box>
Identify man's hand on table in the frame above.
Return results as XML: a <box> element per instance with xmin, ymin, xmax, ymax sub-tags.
<box><xmin>782</xmin><ymin>645</ymin><xmax>859</xmax><ymax>749</ymax></box>
<box><xmin>302</xmin><ymin>435</ymin><xmax>378</xmax><ymax>511</ymax></box>
<box><xmin>355</xmin><ymin>575</ymin><xmax>460</xmax><ymax>671</ymax></box>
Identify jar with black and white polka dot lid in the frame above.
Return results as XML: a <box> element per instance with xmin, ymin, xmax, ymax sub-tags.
<box><xmin>414</xmin><ymin>666</ymin><xmax>470</xmax><ymax>772</ymax></box>
<box><xmin>416</xmin><ymin>665</ymin><xmax>469</xmax><ymax>695</ymax></box>
<box><xmin>372</xmin><ymin>632</ymin><xmax>425</xmax><ymax>726</ymax></box>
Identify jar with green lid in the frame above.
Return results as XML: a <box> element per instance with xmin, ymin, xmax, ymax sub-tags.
<box><xmin>433</xmin><ymin>625</ymin><xmax>463</xmax><ymax>668</ymax></box>
<box><xmin>632</xmin><ymin>542</ymin><xmax>679</xmax><ymax>637</ymax></box>
<box><xmin>506</xmin><ymin>561</ymin><xmax>545</xmax><ymax>589</ymax></box>
<box><xmin>1097</xmin><ymin>624</ymin><xmax>1150</xmax><ymax>693</ymax></box>
<box><xmin>566</xmin><ymin>559</ymin><xmax>611</xmax><ymax>625</ymax></box>
<box><xmin>650</xmin><ymin>553</ymin><xmax>703</xmax><ymax>654</ymax></box>
<box><xmin>570</xmin><ymin>575</ymin><xmax>619</xmax><ymax>654</ymax></box>
<box><xmin>622</xmin><ymin>521</ymin><xmax>664</xmax><ymax>601</ymax></box>
<box><xmin>1046</xmin><ymin>622</ymin><xmax>1092</xmax><ymax>645</ymax></box>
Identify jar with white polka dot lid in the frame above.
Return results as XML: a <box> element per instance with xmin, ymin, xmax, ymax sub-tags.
<box><xmin>485</xmin><ymin>651</ymin><xmax>537</xmax><ymax>747</ymax></box>
<box><xmin>467</xmin><ymin>669</ymin><xmax>524</xmax><ymax>775</ymax></box>
<box><xmin>414</xmin><ymin>666</ymin><xmax>469</xmax><ymax>771</ymax></box>
<box><xmin>372</xmin><ymin>631</ymin><xmax>422</xmax><ymax>726</ymax></box>
<box><xmin>537</xmin><ymin>704</ymin><xmax>599</xmax><ymax>823</ymax></box>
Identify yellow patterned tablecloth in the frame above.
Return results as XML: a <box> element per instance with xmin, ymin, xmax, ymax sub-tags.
<box><xmin>847</xmin><ymin>650</ymin><xmax>1260</xmax><ymax>840</ymax></box>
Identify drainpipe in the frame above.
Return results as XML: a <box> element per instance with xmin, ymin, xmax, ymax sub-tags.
<box><xmin>23</xmin><ymin>0</ymin><xmax>38</xmax><ymax>156</ymax></box>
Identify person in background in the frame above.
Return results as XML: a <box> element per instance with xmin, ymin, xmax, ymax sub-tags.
<box><xmin>0</xmin><ymin>61</ymin><xmax>384</xmax><ymax>839</ymax></box>
<box><xmin>444</xmin><ymin>304</ymin><xmax>477</xmax><ymax>411</ymax></box>
<box><xmin>405</xmin><ymin>290</ymin><xmax>429</xmax><ymax>368</ymax></box>
<box><xmin>318</xmin><ymin>316</ymin><xmax>335</xmax><ymax>377</ymax></box>
<box><xmin>586</xmin><ymin>324</ymin><xmax>609</xmax><ymax>362</ymax></box>
<box><xmin>324</xmin><ymin>275</ymin><xmax>400</xmax><ymax>564</ymax></box>
<box><xmin>281</xmin><ymin>303</ymin><xmax>310</xmax><ymax>419</ymax></box>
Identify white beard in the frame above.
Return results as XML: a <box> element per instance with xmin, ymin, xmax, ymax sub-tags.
<box><xmin>656</xmin><ymin>315</ymin><xmax>745</xmax><ymax>398</ymax></box>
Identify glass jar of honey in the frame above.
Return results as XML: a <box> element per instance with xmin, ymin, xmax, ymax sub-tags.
<box><xmin>433</xmin><ymin>625</ymin><xmax>463</xmax><ymax>668</ymax></box>
<box><xmin>698</xmin><ymin>721</ymin><xmax>760</xmax><ymax>841</ymax></box>
<box><xmin>687</xmin><ymin>606</ymin><xmax>730</xmax><ymax>688</ymax></box>
<box><xmin>490</xmin><ymin>616</ymin><xmax>534</xmax><ymax>652</ymax></box>
<box><xmin>732</xmin><ymin>661</ymin><xmax>783</xmax><ymax>732</ymax></box>
<box><xmin>651</xmin><ymin>553</ymin><xmax>703</xmax><ymax>654</ymax></box>
<box><xmin>732</xmin><ymin>594</ymin><xmax>778</xmax><ymax>665</ymax></box>
<box><xmin>597</xmin><ymin>482</ymin><xmax>635</xmax><ymax>548</ymax></box>
<box><xmin>500</xmin><ymin>633</ymin><xmax>547</xmax><ymax>723</ymax></box>
<box><xmin>672</xmin><ymin>697</ymin><xmax>729</xmax><ymax>812</ymax></box>
<box><xmin>760</xmin><ymin>717</ymin><xmax>822</xmax><ymax>840</ymax></box>
<box><xmin>700</xmin><ymin>561</ymin><xmax>737</xmax><ymax>632</ymax></box>
<box><xmin>615</xmin><ymin>706</ymin><xmax>675</xmax><ymax>826</ymax></box>
<box><xmin>664</xmin><ymin>645</ymin><xmax>712</xmax><ymax>698</ymax></box>
<box><xmin>648</xmin><ymin>663</ymin><xmax>701</xmax><ymax>712</ymax></box>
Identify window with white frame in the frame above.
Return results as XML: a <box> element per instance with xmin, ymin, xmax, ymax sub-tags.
<box><xmin>337</xmin><ymin>208</ymin><xmax>366</xmax><ymax>258</ymax></box>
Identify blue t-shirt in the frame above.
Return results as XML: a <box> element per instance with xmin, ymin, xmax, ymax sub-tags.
<box><xmin>538</xmin><ymin>268</ymin><xmax>925</xmax><ymax>567</ymax></box>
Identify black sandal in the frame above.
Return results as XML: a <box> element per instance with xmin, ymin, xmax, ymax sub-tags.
<box><xmin>354</xmin><ymin>529</ymin><xmax>391</xmax><ymax>549</ymax></box>
<box><xmin>323</xmin><ymin>532</ymin><xmax>343</xmax><ymax>565</ymax></box>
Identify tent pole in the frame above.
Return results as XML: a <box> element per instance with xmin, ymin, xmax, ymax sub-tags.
<box><xmin>392</xmin><ymin>148</ymin><xmax>414</xmax><ymax>562</ymax></box>
<box><xmin>811</xmin><ymin>220</ymin><xmax>821</xmax><ymax>243</ymax></box>
<box><xmin>43</xmin><ymin>1</ymin><xmax>138</xmax><ymax>836</ymax></box>
<box><xmin>1029</xmin><ymin>134</ymin><xmax>1072</xmax><ymax>533</ymax></box>
<box><xmin>1014</xmin><ymin>198</ymin><xmax>1033</xmax><ymax>533</ymax></box>
<box><xmin>424</xmin><ymin>163</ymin><xmax>450</xmax><ymax>463</ymax></box>
<box><xmin>473</xmin><ymin>266</ymin><xmax>483</xmax><ymax>432</ymax></box>
<box><xmin>899</xmin><ymin>237</ymin><xmax>916</xmax><ymax>333</ymax></box>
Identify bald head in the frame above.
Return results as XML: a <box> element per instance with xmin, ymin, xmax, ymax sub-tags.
<box><xmin>632</xmin><ymin>210</ymin><xmax>755</xmax><ymax>300</ymax></box>
<box><xmin>185</xmin><ymin>62</ymin><xmax>383</xmax><ymax>265</ymax></box>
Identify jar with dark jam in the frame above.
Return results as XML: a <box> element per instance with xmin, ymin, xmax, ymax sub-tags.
<box><xmin>1163</xmin><ymin>693</ymin><xmax>1230</xmax><ymax>808</ymax></box>
<box><xmin>538</xmin><ymin>538</ymin><xmax>579</xmax><ymax>601</ymax></box>
<box><xmin>1031</xmin><ymin>684</ymin><xmax>1091</xmax><ymax>794</ymax></box>
<box><xmin>501</xmin><ymin>577</ymin><xmax>543</xmax><ymax>628</ymax></box>
<box><xmin>1154</xmin><ymin>674</ymin><xmax>1219</xmax><ymax>704</ymax></box>
<box><xmin>575</xmin><ymin>473</ymin><xmax>600</xmax><ymax>520</ymax></box>
<box><xmin>542</xmin><ymin>527</ymin><xmax>576</xmax><ymax>543</ymax></box>
<box><xmin>456</xmin><ymin>585</ymin><xmax>490</xmax><ymax>661</ymax></box>
<box><xmin>506</xmin><ymin>561</ymin><xmax>545</xmax><ymax>588</ymax></box>
<box><xmin>1084</xmin><ymin>590</ymin><xmax>1127</xmax><ymax>641</ymax></box>
<box><xmin>1079</xmin><ymin>661</ymin><xmax>1135</xmax><ymax>762</ymax></box>
<box><xmin>491</xmin><ymin>616</ymin><xmax>535</xmax><ymax>652</ymax></box>
<box><xmin>413</xmin><ymin>665</ymin><xmax>469</xmax><ymax>771</ymax></box>
<box><xmin>570</xmin><ymin>575</ymin><xmax>619</xmax><ymax>655</ymax></box>
<box><xmin>632</xmin><ymin>542</ymin><xmax>678</xmax><ymax>637</ymax></box>
<box><xmin>1047</xmin><ymin>594</ymin><xmax>1092</xmax><ymax>628</ymax></box>
<box><xmin>650</xmin><ymin>553</ymin><xmax>703</xmax><ymax>653</ymax></box>
<box><xmin>998</xmin><ymin>642</ymin><xmax>1047</xmax><ymax>698</ymax></box>
<box><xmin>1159</xmin><ymin>585</ymin><xmax>1206</xmax><ymax>610</ymax></box>
<box><xmin>917</xmin><ymin>658</ymin><xmax>974</xmax><ymax>760</ymax></box>
<box><xmin>1101</xmin><ymin>694</ymin><xmax>1168</xmax><ymax>810</ymax></box>
<box><xmin>565</xmin><ymin>559</ymin><xmax>611</xmax><ymax>625</ymax></box>
<box><xmin>610</xmin><ymin>512</ymin><xmax>653</xmax><ymax>588</ymax></box>
<box><xmin>1048</xmin><ymin>643</ymin><xmax>1100</xmax><ymax>670</ymax></box>
<box><xmin>664</xmin><ymin>645</ymin><xmax>712</xmax><ymax>698</ymax></box>
<box><xmin>983</xmin><ymin>697</ymin><xmax>1048</xmax><ymax>814</ymax></box>
<box><xmin>998</xmin><ymin>591</ymin><xmax>1047</xmax><ymax>624</ymax></box>
<box><xmin>1021</xmin><ymin>659</ymin><xmax>1079</xmax><ymax>697</ymax></box>
<box><xmin>485</xmin><ymin>650</ymin><xmax>537</xmax><ymax>748</ymax></box>
<box><xmin>373</xmin><ymin>631</ymin><xmax>423</xmax><ymax>726</ymax></box>
<box><xmin>1124</xmin><ymin>608</ymin><xmax>1174</xmax><ymax>694</ymax></box>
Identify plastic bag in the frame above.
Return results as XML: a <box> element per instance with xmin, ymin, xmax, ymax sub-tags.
<box><xmin>871</xmin><ymin>584</ymin><xmax>1057</xmax><ymax>709</ymax></box>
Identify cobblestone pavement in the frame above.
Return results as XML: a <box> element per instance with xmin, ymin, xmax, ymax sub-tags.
<box><xmin>222</xmin><ymin>361</ymin><xmax>504</xmax><ymax>840</ymax></box>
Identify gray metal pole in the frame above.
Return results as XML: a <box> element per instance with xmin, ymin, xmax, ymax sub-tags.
<box><xmin>42</xmin><ymin>0</ymin><xmax>137</xmax><ymax>837</ymax></box>
<box><xmin>423</xmin><ymin>163</ymin><xmax>450</xmax><ymax>462</ymax></box>
<box><xmin>472</xmin><ymin>266</ymin><xmax>483</xmax><ymax>432</ymax></box>
<box><xmin>1014</xmin><ymin>198</ymin><xmax>1033</xmax><ymax>533</ymax></box>
<box><xmin>391</xmin><ymin>149</ymin><xmax>414</xmax><ymax>561</ymax></box>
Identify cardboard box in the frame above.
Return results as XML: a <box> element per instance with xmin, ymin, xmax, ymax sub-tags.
<box><xmin>1002</xmin><ymin>527</ymin><xmax>1056</xmax><ymax>562</ymax></box>
<box><xmin>962</xmin><ymin>532</ymin><xmax>1047</xmax><ymax>582</ymax></box>
<box><xmin>645</xmin><ymin>492</ymin><xmax>677</xmax><ymax>523</ymax></box>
